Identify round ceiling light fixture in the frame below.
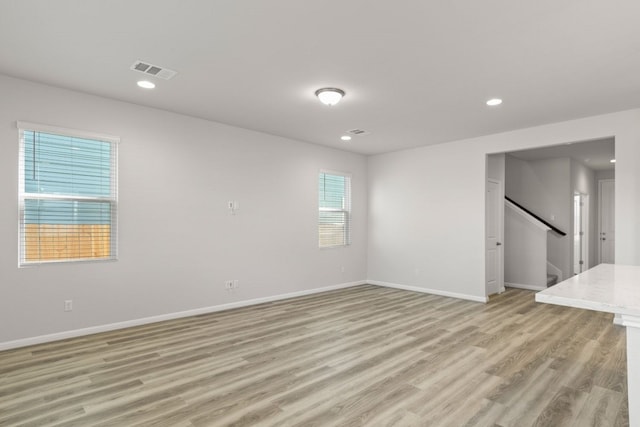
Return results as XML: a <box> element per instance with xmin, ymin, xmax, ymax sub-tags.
<box><xmin>610</xmin><ymin>159</ymin><xmax>616</xmax><ymax>163</ymax></box>
<box><xmin>486</xmin><ymin>98</ymin><xmax>502</xmax><ymax>106</ymax></box>
<box><xmin>340</xmin><ymin>135</ymin><xmax>352</xmax><ymax>141</ymax></box>
<box><xmin>315</xmin><ymin>88</ymin><xmax>345</xmax><ymax>106</ymax></box>
<box><xmin>137</xmin><ymin>80</ymin><xmax>156</xmax><ymax>89</ymax></box>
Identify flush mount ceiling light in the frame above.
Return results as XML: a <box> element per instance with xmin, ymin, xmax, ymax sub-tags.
<box><xmin>315</xmin><ymin>88</ymin><xmax>345</xmax><ymax>106</ymax></box>
<box><xmin>611</xmin><ymin>159</ymin><xmax>616</xmax><ymax>163</ymax></box>
<box><xmin>486</xmin><ymin>98</ymin><xmax>502</xmax><ymax>106</ymax></box>
<box><xmin>137</xmin><ymin>80</ymin><xmax>156</xmax><ymax>89</ymax></box>
<box><xmin>341</xmin><ymin>135</ymin><xmax>352</xmax><ymax>141</ymax></box>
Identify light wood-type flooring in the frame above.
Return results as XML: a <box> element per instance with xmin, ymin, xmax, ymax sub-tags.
<box><xmin>0</xmin><ymin>285</ymin><xmax>628</xmax><ymax>426</ymax></box>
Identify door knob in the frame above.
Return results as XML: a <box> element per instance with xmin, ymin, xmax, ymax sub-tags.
<box><xmin>602</xmin><ymin>237</ymin><xmax>606</xmax><ymax>241</ymax></box>
<box><xmin>496</xmin><ymin>242</ymin><xmax>502</xmax><ymax>246</ymax></box>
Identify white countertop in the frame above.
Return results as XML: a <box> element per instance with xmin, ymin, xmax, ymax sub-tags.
<box><xmin>536</xmin><ymin>264</ymin><xmax>640</xmax><ymax>317</ymax></box>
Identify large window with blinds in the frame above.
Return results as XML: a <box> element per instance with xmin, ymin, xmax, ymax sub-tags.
<box><xmin>318</xmin><ymin>171</ymin><xmax>351</xmax><ymax>248</ymax></box>
<box><xmin>18</xmin><ymin>122</ymin><xmax>118</xmax><ymax>265</ymax></box>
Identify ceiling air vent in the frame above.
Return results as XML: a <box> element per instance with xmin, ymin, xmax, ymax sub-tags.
<box><xmin>130</xmin><ymin>60</ymin><xmax>178</xmax><ymax>80</ymax></box>
<box><xmin>347</xmin><ymin>129</ymin><xmax>370</xmax><ymax>136</ymax></box>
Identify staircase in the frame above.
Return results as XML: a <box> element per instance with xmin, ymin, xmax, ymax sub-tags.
<box><xmin>504</xmin><ymin>197</ymin><xmax>566</xmax><ymax>291</ymax></box>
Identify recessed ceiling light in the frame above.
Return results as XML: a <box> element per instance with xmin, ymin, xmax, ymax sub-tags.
<box><xmin>610</xmin><ymin>159</ymin><xmax>616</xmax><ymax>163</ymax></box>
<box><xmin>341</xmin><ymin>135</ymin><xmax>352</xmax><ymax>141</ymax></box>
<box><xmin>137</xmin><ymin>80</ymin><xmax>155</xmax><ymax>89</ymax></box>
<box><xmin>486</xmin><ymin>98</ymin><xmax>502</xmax><ymax>106</ymax></box>
<box><xmin>315</xmin><ymin>88</ymin><xmax>345</xmax><ymax>106</ymax></box>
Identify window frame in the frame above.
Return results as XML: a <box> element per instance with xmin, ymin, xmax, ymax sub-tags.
<box><xmin>318</xmin><ymin>169</ymin><xmax>352</xmax><ymax>249</ymax></box>
<box><xmin>17</xmin><ymin>121</ymin><xmax>119</xmax><ymax>266</ymax></box>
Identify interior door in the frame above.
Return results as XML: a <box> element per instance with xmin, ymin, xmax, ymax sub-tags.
<box><xmin>573</xmin><ymin>193</ymin><xmax>583</xmax><ymax>274</ymax></box>
<box><xmin>573</xmin><ymin>193</ymin><xmax>589</xmax><ymax>274</ymax></box>
<box><xmin>599</xmin><ymin>179</ymin><xmax>615</xmax><ymax>264</ymax></box>
<box><xmin>486</xmin><ymin>179</ymin><xmax>504</xmax><ymax>295</ymax></box>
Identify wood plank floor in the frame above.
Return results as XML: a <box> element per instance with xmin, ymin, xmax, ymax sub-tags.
<box><xmin>0</xmin><ymin>285</ymin><xmax>628</xmax><ymax>426</ymax></box>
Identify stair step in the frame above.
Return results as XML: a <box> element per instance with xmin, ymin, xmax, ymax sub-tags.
<box><xmin>547</xmin><ymin>274</ymin><xmax>558</xmax><ymax>287</ymax></box>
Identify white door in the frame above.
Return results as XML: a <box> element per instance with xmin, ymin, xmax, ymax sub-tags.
<box><xmin>599</xmin><ymin>179</ymin><xmax>615</xmax><ymax>264</ymax></box>
<box><xmin>486</xmin><ymin>179</ymin><xmax>504</xmax><ymax>295</ymax></box>
<box><xmin>573</xmin><ymin>193</ymin><xmax>583</xmax><ymax>274</ymax></box>
<box><xmin>573</xmin><ymin>193</ymin><xmax>589</xmax><ymax>275</ymax></box>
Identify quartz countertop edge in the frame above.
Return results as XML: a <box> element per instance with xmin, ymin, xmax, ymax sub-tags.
<box><xmin>535</xmin><ymin>292</ymin><xmax>640</xmax><ymax>318</ymax></box>
<box><xmin>535</xmin><ymin>263</ymin><xmax>640</xmax><ymax>318</ymax></box>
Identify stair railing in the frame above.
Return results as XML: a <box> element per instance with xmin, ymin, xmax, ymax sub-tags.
<box><xmin>504</xmin><ymin>196</ymin><xmax>567</xmax><ymax>236</ymax></box>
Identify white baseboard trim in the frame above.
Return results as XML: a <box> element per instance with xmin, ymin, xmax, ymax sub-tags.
<box><xmin>614</xmin><ymin>313</ymin><xmax>624</xmax><ymax>326</ymax></box>
<box><xmin>368</xmin><ymin>280</ymin><xmax>488</xmax><ymax>303</ymax></box>
<box><xmin>505</xmin><ymin>282</ymin><xmax>546</xmax><ymax>292</ymax></box>
<box><xmin>0</xmin><ymin>280</ymin><xmax>366</xmax><ymax>351</ymax></box>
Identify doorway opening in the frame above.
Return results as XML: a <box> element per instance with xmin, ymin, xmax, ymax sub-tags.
<box><xmin>486</xmin><ymin>137</ymin><xmax>615</xmax><ymax>297</ymax></box>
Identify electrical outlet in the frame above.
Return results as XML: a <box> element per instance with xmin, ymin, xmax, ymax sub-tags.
<box><xmin>224</xmin><ymin>280</ymin><xmax>233</xmax><ymax>290</ymax></box>
<box><xmin>64</xmin><ymin>300</ymin><xmax>73</xmax><ymax>312</ymax></box>
<box><xmin>233</xmin><ymin>279</ymin><xmax>239</xmax><ymax>289</ymax></box>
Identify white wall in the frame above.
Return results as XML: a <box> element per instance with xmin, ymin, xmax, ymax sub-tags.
<box><xmin>367</xmin><ymin>109</ymin><xmax>640</xmax><ymax>300</ymax></box>
<box><xmin>0</xmin><ymin>75</ymin><xmax>368</xmax><ymax>346</ymax></box>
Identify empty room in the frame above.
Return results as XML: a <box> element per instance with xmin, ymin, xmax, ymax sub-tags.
<box><xmin>1</xmin><ymin>1</ymin><xmax>640</xmax><ymax>426</ymax></box>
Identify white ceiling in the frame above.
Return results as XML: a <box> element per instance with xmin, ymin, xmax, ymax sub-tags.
<box><xmin>508</xmin><ymin>137</ymin><xmax>615</xmax><ymax>171</ymax></box>
<box><xmin>1</xmin><ymin>1</ymin><xmax>639</xmax><ymax>155</ymax></box>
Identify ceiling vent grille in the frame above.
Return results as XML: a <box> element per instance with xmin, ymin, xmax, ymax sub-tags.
<box><xmin>130</xmin><ymin>60</ymin><xmax>177</xmax><ymax>80</ymax></box>
<box><xmin>347</xmin><ymin>129</ymin><xmax>370</xmax><ymax>136</ymax></box>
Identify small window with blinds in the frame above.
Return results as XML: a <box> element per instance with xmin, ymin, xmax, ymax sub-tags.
<box><xmin>17</xmin><ymin>122</ymin><xmax>119</xmax><ymax>266</ymax></box>
<box><xmin>319</xmin><ymin>171</ymin><xmax>351</xmax><ymax>248</ymax></box>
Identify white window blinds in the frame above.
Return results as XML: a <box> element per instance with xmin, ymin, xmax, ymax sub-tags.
<box><xmin>17</xmin><ymin>122</ymin><xmax>119</xmax><ymax>265</ymax></box>
<box><xmin>319</xmin><ymin>171</ymin><xmax>351</xmax><ymax>248</ymax></box>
